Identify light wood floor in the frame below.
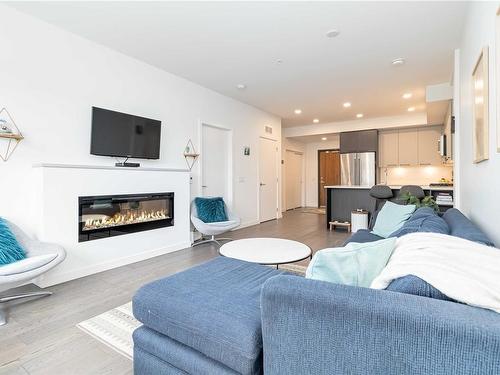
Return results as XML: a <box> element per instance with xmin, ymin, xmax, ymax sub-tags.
<box><xmin>0</xmin><ymin>210</ymin><xmax>349</xmax><ymax>375</ymax></box>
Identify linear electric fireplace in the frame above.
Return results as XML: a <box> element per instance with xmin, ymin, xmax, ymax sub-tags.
<box><xmin>78</xmin><ymin>192</ymin><xmax>174</xmax><ymax>242</ymax></box>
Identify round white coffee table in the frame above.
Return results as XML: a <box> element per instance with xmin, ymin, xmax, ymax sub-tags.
<box><xmin>219</xmin><ymin>238</ymin><xmax>312</xmax><ymax>266</ymax></box>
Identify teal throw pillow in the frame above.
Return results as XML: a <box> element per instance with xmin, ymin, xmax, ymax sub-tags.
<box><xmin>305</xmin><ymin>238</ymin><xmax>396</xmax><ymax>287</ymax></box>
<box><xmin>0</xmin><ymin>218</ymin><xmax>26</xmax><ymax>265</ymax></box>
<box><xmin>194</xmin><ymin>197</ymin><xmax>228</xmax><ymax>223</ymax></box>
<box><xmin>371</xmin><ymin>201</ymin><xmax>416</xmax><ymax>238</ymax></box>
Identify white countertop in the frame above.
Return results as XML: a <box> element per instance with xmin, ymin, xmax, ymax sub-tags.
<box><xmin>324</xmin><ymin>185</ymin><xmax>373</xmax><ymax>189</ymax></box>
<box><xmin>324</xmin><ymin>185</ymin><xmax>453</xmax><ymax>191</ymax></box>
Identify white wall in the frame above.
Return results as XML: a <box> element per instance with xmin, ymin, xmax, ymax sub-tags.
<box><xmin>0</xmin><ymin>5</ymin><xmax>281</xmax><ymax>238</ymax></box>
<box><xmin>282</xmin><ymin>137</ymin><xmax>306</xmax><ymax>155</ymax></box>
<box><xmin>304</xmin><ymin>136</ymin><xmax>340</xmax><ymax>207</ymax></box>
<box><xmin>457</xmin><ymin>2</ymin><xmax>500</xmax><ymax>245</ymax></box>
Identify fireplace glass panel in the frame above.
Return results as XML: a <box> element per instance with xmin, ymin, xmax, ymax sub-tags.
<box><xmin>79</xmin><ymin>192</ymin><xmax>174</xmax><ymax>242</ymax></box>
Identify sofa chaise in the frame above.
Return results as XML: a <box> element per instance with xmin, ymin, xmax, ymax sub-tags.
<box><xmin>132</xmin><ymin>208</ymin><xmax>500</xmax><ymax>374</ymax></box>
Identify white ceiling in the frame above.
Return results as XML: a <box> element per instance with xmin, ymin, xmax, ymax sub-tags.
<box><xmin>7</xmin><ymin>1</ymin><xmax>467</xmax><ymax>127</ymax></box>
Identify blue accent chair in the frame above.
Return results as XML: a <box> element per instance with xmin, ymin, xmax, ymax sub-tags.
<box><xmin>191</xmin><ymin>198</ymin><xmax>241</xmax><ymax>247</ymax></box>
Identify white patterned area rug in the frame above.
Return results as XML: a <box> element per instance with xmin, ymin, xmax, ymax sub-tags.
<box><xmin>276</xmin><ymin>263</ymin><xmax>307</xmax><ymax>276</ymax></box>
<box><xmin>77</xmin><ymin>302</ymin><xmax>140</xmax><ymax>360</ymax></box>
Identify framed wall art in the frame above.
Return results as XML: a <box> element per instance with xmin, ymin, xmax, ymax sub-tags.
<box><xmin>496</xmin><ymin>7</ymin><xmax>500</xmax><ymax>152</ymax></box>
<box><xmin>472</xmin><ymin>46</ymin><xmax>489</xmax><ymax>163</ymax></box>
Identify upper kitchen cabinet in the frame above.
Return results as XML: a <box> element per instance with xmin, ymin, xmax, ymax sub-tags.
<box><xmin>340</xmin><ymin>130</ymin><xmax>378</xmax><ymax>153</ymax></box>
<box><xmin>379</xmin><ymin>126</ymin><xmax>443</xmax><ymax>167</ymax></box>
<box><xmin>398</xmin><ymin>128</ymin><xmax>418</xmax><ymax>166</ymax></box>
<box><xmin>418</xmin><ymin>126</ymin><xmax>442</xmax><ymax>166</ymax></box>
<box><xmin>378</xmin><ymin>130</ymin><xmax>399</xmax><ymax>167</ymax></box>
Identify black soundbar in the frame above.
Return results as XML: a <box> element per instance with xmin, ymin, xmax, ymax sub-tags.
<box><xmin>115</xmin><ymin>162</ymin><xmax>141</xmax><ymax>168</ymax></box>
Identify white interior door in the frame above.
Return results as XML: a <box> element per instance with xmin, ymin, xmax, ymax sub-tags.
<box><xmin>285</xmin><ymin>150</ymin><xmax>302</xmax><ymax>210</ymax></box>
<box><xmin>259</xmin><ymin>137</ymin><xmax>278</xmax><ymax>222</ymax></box>
<box><xmin>201</xmin><ymin>124</ymin><xmax>230</xmax><ymax>202</ymax></box>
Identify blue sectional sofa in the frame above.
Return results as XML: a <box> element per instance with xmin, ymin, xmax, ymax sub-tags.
<box><xmin>133</xmin><ymin>208</ymin><xmax>500</xmax><ymax>374</ymax></box>
<box><xmin>346</xmin><ymin>207</ymin><xmax>495</xmax><ymax>247</ymax></box>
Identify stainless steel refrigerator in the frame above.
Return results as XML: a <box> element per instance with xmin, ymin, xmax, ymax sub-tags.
<box><xmin>340</xmin><ymin>152</ymin><xmax>376</xmax><ymax>186</ymax></box>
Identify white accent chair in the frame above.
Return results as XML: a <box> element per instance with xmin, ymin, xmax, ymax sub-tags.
<box><xmin>191</xmin><ymin>199</ymin><xmax>241</xmax><ymax>247</ymax></box>
<box><xmin>0</xmin><ymin>219</ymin><xmax>66</xmax><ymax>325</ymax></box>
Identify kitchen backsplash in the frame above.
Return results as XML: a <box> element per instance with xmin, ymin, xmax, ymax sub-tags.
<box><xmin>378</xmin><ymin>165</ymin><xmax>453</xmax><ymax>186</ymax></box>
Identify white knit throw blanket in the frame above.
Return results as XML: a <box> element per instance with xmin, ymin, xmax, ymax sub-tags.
<box><xmin>370</xmin><ymin>232</ymin><xmax>500</xmax><ymax>313</ymax></box>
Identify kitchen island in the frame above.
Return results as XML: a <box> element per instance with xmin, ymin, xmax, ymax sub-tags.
<box><xmin>324</xmin><ymin>185</ymin><xmax>454</xmax><ymax>229</ymax></box>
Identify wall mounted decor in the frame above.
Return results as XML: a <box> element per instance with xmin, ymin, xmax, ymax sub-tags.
<box><xmin>183</xmin><ymin>139</ymin><xmax>200</xmax><ymax>171</ymax></box>
<box><xmin>496</xmin><ymin>7</ymin><xmax>500</xmax><ymax>152</ymax></box>
<box><xmin>244</xmin><ymin>147</ymin><xmax>250</xmax><ymax>156</ymax></box>
<box><xmin>0</xmin><ymin>108</ymin><xmax>24</xmax><ymax>162</ymax></box>
<box><xmin>472</xmin><ymin>47</ymin><xmax>489</xmax><ymax>163</ymax></box>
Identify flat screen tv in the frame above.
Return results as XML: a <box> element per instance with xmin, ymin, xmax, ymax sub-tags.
<box><xmin>90</xmin><ymin>107</ymin><xmax>161</xmax><ymax>159</ymax></box>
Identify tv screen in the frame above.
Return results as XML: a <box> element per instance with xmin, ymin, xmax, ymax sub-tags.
<box><xmin>90</xmin><ymin>107</ymin><xmax>161</xmax><ymax>159</ymax></box>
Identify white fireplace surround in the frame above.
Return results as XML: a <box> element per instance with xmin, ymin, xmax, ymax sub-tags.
<box><xmin>32</xmin><ymin>163</ymin><xmax>191</xmax><ymax>287</ymax></box>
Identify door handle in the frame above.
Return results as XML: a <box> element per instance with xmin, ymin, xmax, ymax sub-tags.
<box><xmin>202</xmin><ymin>185</ymin><xmax>208</xmax><ymax>188</ymax></box>
<box><xmin>260</xmin><ymin>183</ymin><xmax>266</xmax><ymax>186</ymax></box>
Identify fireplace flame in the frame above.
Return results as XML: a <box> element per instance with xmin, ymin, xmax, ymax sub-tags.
<box><xmin>82</xmin><ymin>209</ymin><xmax>170</xmax><ymax>231</ymax></box>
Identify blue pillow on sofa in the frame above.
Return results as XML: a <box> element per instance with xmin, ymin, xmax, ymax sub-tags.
<box><xmin>389</xmin><ymin>207</ymin><xmax>449</xmax><ymax>238</ymax></box>
<box><xmin>385</xmin><ymin>275</ymin><xmax>457</xmax><ymax>303</ymax></box>
<box><xmin>0</xmin><ymin>217</ymin><xmax>26</xmax><ymax>265</ymax></box>
<box><xmin>443</xmin><ymin>208</ymin><xmax>495</xmax><ymax>247</ymax></box>
<box><xmin>194</xmin><ymin>197</ymin><xmax>228</xmax><ymax>223</ymax></box>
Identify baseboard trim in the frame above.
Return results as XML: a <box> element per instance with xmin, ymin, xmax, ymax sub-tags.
<box><xmin>35</xmin><ymin>240</ymin><xmax>192</xmax><ymax>288</ymax></box>
<box><xmin>237</xmin><ymin>220</ymin><xmax>260</xmax><ymax>230</ymax></box>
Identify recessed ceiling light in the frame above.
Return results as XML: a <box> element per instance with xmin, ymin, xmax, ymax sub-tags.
<box><xmin>325</xmin><ymin>29</ymin><xmax>340</xmax><ymax>38</ymax></box>
<box><xmin>402</xmin><ymin>92</ymin><xmax>412</xmax><ymax>99</ymax></box>
<box><xmin>392</xmin><ymin>58</ymin><xmax>405</xmax><ymax>66</ymax></box>
<box><xmin>236</xmin><ymin>84</ymin><xmax>246</xmax><ymax>90</ymax></box>
<box><xmin>313</xmin><ymin>118</ymin><xmax>319</xmax><ymax>123</ymax></box>
<box><xmin>343</xmin><ymin>102</ymin><xmax>351</xmax><ymax>108</ymax></box>
<box><xmin>407</xmin><ymin>107</ymin><xmax>415</xmax><ymax>112</ymax></box>
<box><xmin>356</xmin><ymin>113</ymin><xmax>364</xmax><ymax>118</ymax></box>
<box><xmin>321</xmin><ymin>137</ymin><xmax>327</xmax><ymax>141</ymax></box>
<box><xmin>294</xmin><ymin>109</ymin><xmax>302</xmax><ymax>114</ymax></box>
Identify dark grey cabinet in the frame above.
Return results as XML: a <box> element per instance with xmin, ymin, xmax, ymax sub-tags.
<box><xmin>340</xmin><ymin>130</ymin><xmax>378</xmax><ymax>153</ymax></box>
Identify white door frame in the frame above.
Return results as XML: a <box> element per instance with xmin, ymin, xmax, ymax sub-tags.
<box><xmin>452</xmin><ymin>48</ymin><xmax>461</xmax><ymax>209</ymax></box>
<box><xmin>258</xmin><ymin>136</ymin><xmax>279</xmax><ymax>222</ymax></box>
<box><xmin>198</xmin><ymin>120</ymin><xmax>233</xmax><ymax>207</ymax></box>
